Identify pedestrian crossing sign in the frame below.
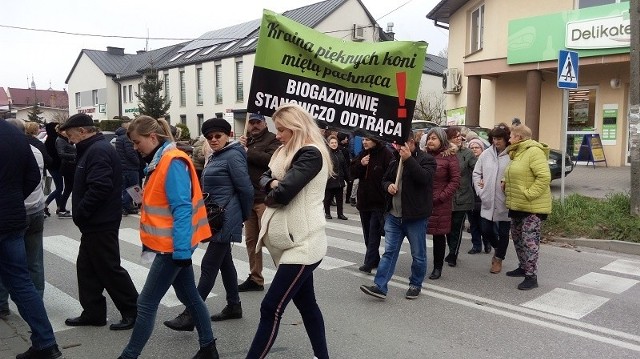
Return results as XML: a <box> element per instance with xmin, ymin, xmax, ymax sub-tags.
<box><xmin>558</xmin><ymin>50</ymin><xmax>579</xmax><ymax>89</ymax></box>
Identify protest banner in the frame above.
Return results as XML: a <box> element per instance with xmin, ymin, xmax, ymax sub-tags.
<box><xmin>247</xmin><ymin>10</ymin><xmax>427</xmax><ymax>144</ymax></box>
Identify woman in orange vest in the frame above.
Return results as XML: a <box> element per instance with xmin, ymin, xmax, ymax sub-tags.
<box><xmin>118</xmin><ymin>116</ymin><xmax>217</xmax><ymax>359</ymax></box>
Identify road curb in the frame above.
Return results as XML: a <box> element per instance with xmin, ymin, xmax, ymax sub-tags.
<box><xmin>551</xmin><ymin>236</ymin><xmax>640</xmax><ymax>256</ymax></box>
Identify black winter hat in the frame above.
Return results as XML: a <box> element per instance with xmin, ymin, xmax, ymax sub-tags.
<box><xmin>201</xmin><ymin>118</ymin><xmax>231</xmax><ymax>136</ymax></box>
<box><xmin>59</xmin><ymin>113</ymin><xmax>94</xmax><ymax>130</ymax></box>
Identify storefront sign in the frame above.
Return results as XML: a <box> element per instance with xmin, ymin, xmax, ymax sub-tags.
<box><xmin>445</xmin><ymin>107</ymin><xmax>466</xmax><ymax>125</ymax></box>
<box><xmin>508</xmin><ymin>2</ymin><xmax>630</xmax><ymax>64</ymax></box>
<box><xmin>247</xmin><ymin>9</ymin><xmax>426</xmax><ymax>144</ymax></box>
<box><xmin>567</xmin><ymin>15</ymin><xmax>630</xmax><ymax>49</ymax></box>
<box><xmin>78</xmin><ymin>107</ymin><xmax>95</xmax><ymax>114</ymax></box>
<box><xmin>124</xmin><ymin>108</ymin><xmax>137</xmax><ymax>113</ymax></box>
<box><xmin>602</xmin><ymin>104</ymin><xmax>618</xmax><ymax>145</ymax></box>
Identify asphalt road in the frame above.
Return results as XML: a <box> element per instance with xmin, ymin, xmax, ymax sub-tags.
<box><xmin>4</xmin><ymin>194</ymin><xmax>640</xmax><ymax>359</ymax></box>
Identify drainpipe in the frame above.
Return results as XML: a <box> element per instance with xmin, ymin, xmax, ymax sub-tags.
<box><xmin>112</xmin><ymin>74</ymin><xmax>123</xmax><ymax>119</ymax></box>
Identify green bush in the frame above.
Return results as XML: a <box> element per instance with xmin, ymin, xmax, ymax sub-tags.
<box><xmin>99</xmin><ymin>119</ymin><xmax>124</xmax><ymax>131</ymax></box>
<box><xmin>543</xmin><ymin>192</ymin><xmax>640</xmax><ymax>243</ymax></box>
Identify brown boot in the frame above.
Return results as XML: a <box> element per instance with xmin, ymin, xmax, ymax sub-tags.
<box><xmin>490</xmin><ymin>256</ymin><xmax>502</xmax><ymax>274</ymax></box>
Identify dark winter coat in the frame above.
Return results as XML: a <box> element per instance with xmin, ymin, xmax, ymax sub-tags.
<box><xmin>245</xmin><ymin>129</ymin><xmax>280</xmax><ymax>203</ymax></box>
<box><xmin>350</xmin><ymin>144</ymin><xmax>394</xmax><ymax>212</ymax></box>
<box><xmin>115</xmin><ymin>127</ymin><xmax>140</xmax><ymax>172</ymax></box>
<box><xmin>55</xmin><ymin>136</ymin><xmax>76</xmax><ymax>169</ymax></box>
<box><xmin>44</xmin><ymin>123</ymin><xmax>61</xmax><ymax>171</ymax></box>
<box><xmin>26</xmin><ymin>135</ymin><xmax>52</xmax><ymax>173</ymax></box>
<box><xmin>326</xmin><ymin>147</ymin><xmax>348</xmax><ymax>189</ymax></box>
<box><xmin>202</xmin><ymin>141</ymin><xmax>254</xmax><ymax>243</ymax></box>
<box><xmin>452</xmin><ymin>147</ymin><xmax>477</xmax><ymax>211</ymax></box>
<box><xmin>0</xmin><ymin>119</ymin><xmax>40</xmax><ymax>234</ymax></box>
<box><xmin>382</xmin><ymin>147</ymin><xmax>436</xmax><ymax>220</ymax></box>
<box><xmin>426</xmin><ymin>149</ymin><xmax>461</xmax><ymax>235</ymax></box>
<box><xmin>71</xmin><ymin>133</ymin><xmax>123</xmax><ymax>233</ymax></box>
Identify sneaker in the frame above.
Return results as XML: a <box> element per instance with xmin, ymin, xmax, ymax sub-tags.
<box><xmin>57</xmin><ymin>211</ymin><xmax>72</xmax><ymax>218</ymax></box>
<box><xmin>468</xmin><ymin>248</ymin><xmax>481</xmax><ymax>254</ymax></box>
<box><xmin>517</xmin><ymin>275</ymin><xmax>538</xmax><ymax>290</ymax></box>
<box><xmin>358</xmin><ymin>265</ymin><xmax>372</xmax><ymax>274</ymax></box>
<box><xmin>43</xmin><ymin>208</ymin><xmax>51</xmax><ymax>218</ymax></box>
<box><xmin>16</xmin><ymin>344</ymin><xmax>62</xmax><ymax>359</ymax></box>
<box><xmin>238</xmin><ymin>277</ymin><xmax>264</xmax><ymax>292</ymax></box>
<box><xmin>360</xmin><ymin>285</ymin><xmax>386</xmax><ymax>299</ymax></box>
<box><xmin>405</xmin><ymin>285</ymin><xmax>421</xmax><ymax>299</ymax></box>
<box><xmin>506</xmin><ymin>267</ymin><xmax>526</xmax><ymax>277</ymax></box>
<box><xmin>163</xmin><ymin>311</ymin><xmax>194</xmax><ymax>331</ymax></box>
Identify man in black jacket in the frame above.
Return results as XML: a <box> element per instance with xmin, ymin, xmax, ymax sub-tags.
<box><xmin>360</xmin><ymin>132</ymin><xmax>436</xmax><ymax>300</ymax></box>
<box><xmin>236</xmin><ymin>113</ymin><xmax>280</xmax><ymax>293</ymax></box>
<box><xmin>59</xmin><ymin>114</ymin><xmax>139</xmax><ymax>331</ymax></box>
<box><xmin>0</xmin><ymin>119</ymin><xmax>63</xmax><ymax>358</ymax></box>
<box><xmin>115</xmin><ymin>122</ymin><xmax>140</xmax><ymax>215</ymax></box>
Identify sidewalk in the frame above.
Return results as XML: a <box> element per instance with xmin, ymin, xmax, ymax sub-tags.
<box><xmin>0</xmin><ymin>313</ymin><xmax>30</xmax><ymax>358</ymax></box>
<box><xmin>551</xmin><ymin>164</ymin><xmax>629</xmax><ymax>198</ymax></box>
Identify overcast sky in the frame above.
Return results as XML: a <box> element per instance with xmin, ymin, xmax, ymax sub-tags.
<box><xmin>1</xmin><ymin>0</ymin><xmax>448</xmax><ymax>91</ymax></box>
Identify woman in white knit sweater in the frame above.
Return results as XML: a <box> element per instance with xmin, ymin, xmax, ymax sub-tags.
<box><xmin>247</xmin><ymin>104</ymin><xmax>333</xmax><ymax>359</ymax></box>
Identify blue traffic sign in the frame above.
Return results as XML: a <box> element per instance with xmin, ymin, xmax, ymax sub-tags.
<box><xmin>558</xmin><ymin>50</ymin><xmax>579</xmax><ymax>89</ymax></box>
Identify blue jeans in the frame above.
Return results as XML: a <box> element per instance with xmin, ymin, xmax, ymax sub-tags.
<box><xmin>0</xmin><ymin>229</ymin><xmax>56</xmax><ymax>350</ymax></box>
<box><xmin>0</xmin><ymin>210</ymin><xmax>46</xmax><ymax>310</ymax></box>
<box><xmin>247</xmin><ymin>261</ymin><xmax>327</xmax><ymax>359</ymax></box>
<box><xmin>374</xmin><ymin>215</ymin><xmax>428</xmax><ymax>294</ymax></box>
<box><xmin>45</xmin><ymin>169</ymin><xmax>63</xmax><ymax>208</ymax></box>
<box><xmin>122</xmin><ymin>170</ymin><xmax>140</xmax><ymax>211</ymax></box>
<box><xmin>468</xmin><ymin>209</ymin><xmax>488</xmax><ymax>250</ymax></box>
<box><xmin>120</xmin><ymin>254</ymin><xmax>214</xmax><ymax>359</ymax></box>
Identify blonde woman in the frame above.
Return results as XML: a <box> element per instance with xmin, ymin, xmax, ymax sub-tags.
<box><xmin>247</xmin><ymin>104</ymin><xmax>332</xmax><ymax>359</ymax></box>
<box><xmin>503</xmin><ymin>123</ymin><xmax>551</xmax><ymax>290</ymax></box>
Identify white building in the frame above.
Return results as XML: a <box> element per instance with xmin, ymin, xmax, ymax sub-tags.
<box><xmin>66</xmin><ymin>0</ymin><xmax>443</xmax><ymax>137</ymax></box>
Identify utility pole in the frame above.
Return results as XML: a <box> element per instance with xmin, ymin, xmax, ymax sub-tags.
<box><xmin>630</xmin><ymin>0</ymin><xmax>640</xmax><ymax>215</ymax></box>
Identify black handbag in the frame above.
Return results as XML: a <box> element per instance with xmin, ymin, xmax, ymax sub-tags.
<box><xmin>203</xmin><ymin>193</ymin><xmax>231</xmax><ymax>232</ymax></box>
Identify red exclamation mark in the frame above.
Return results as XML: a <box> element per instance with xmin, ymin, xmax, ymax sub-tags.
<box><xmin>396</xmin><ymin>72</ymin><xmax>407</xmax><ymax>118</ymax></box>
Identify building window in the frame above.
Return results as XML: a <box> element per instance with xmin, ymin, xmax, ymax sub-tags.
<box><xmin>470</xmin><ymin>4</ymin><xmax>484</xmax><ymax>53</ymax></box>
<box><xmin>179</xmin><ymin>69</ymin><xmax>186</xmax><ymax>107</ymax></box>
<box><xmin>122</xmin><ymin>85</ymin><xmax>127</xmax><ymax>103</ymax></box>
<box><xmin>197</xmin><ymin>114</ymin><xmax>204</xmax><ymax>134</ymax></box>
<box><xmin>196</xmin><ymin>67</ymin><xmax>203</xmax><ymax>106</ymax></box>
<box><xmin>164</xmin><ymin>115</ymin><xmax>171</xmax><ymax>124</ymax></box>
<box><xmin>578</xmin><ymin>0</ymin><xmax>627</xmax><ymax>9</ymax></box>
<box><xmin>235</xmin><ymin>60</ymin><xmax>244</xmax><ymax>102</ymax></box>
<box><xmin>180</xmin><ymin>114</ymin><xmax>187</xmax><ymax>125</ymax></box>
<box><xmin>215</xmin><ymin>63</ymin><xmax>223</xmax><ymax>104</ymax></box>
<box><xmin>128</xmin><ymin>85</ymin><xmax>133</xmax><ymax>102</ymax></box>
<box><xmin>75</xmin><ymin>92</ymin><xmax>81</xmax><ymax>108</ymax></box>
<box><xmin>164</xmin><ymin>73</ymin><xmax>170</xmax><ymax>103</ymax></box>
<box><xmin>92</xmin><ymin>90</ymin><xmax>98</xmax><ymax>106</ymax></box>
<box><xmin>138</xmin><ymin>83</ymin><xmax>143</xmax><ymax>98</ymax></box>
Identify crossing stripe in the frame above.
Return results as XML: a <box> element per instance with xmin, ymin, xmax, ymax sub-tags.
<box><xmin>44</xmin><ymin>235</ymin><xmax>191</xmax><ymax>307</ymax></box>
<box><xmin>9</xmin><ymin>282</ymin><xmax>82</xmax><ymax>333</ymax></box>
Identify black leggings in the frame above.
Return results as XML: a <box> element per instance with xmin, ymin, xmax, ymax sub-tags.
<box><xmin>59</xmin><ymin>165</ymin><xmax>75</xmax><ymax>211</ymax></box>
<box><xmin>323</xmin><ymin>187</ymin><xmax>344</xmax><ymax>216</ymax></box>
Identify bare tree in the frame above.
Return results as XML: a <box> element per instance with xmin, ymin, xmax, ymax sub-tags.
<box><xmin>437</xmin><ymin>48</ymin><xmax>448</xmax><ymax>58</ymax></box>
<box><xmin>50</xmin><ymin>111</ymin><xmax>69</xmax><ymax>124</ymax></box>
<box><xmin>414</xmin><ymin>91</ymin><xmax>446</xmax><ymax>125</ymax></box>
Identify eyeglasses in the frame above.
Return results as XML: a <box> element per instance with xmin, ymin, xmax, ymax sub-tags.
<box><xmin>206</xmin><ymin>133</ymin><xmax>225</xmax><ymax>140</ymax></box>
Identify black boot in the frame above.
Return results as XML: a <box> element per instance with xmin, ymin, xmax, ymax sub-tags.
<box><xmin>211</xmin><ymin>303</ymin><xmax>242</xmax><ymax>322</ymax></box>
<box><xmin>192</xmin><ymin>341</ymin><xmax>219</xmax><ymax>359</ymax></box>
<box><xmin>517</xmin><ymin>275</ymin><xmax>538</xmax><ymax>290</ymax></box>
<box><xmin>163</xmin><ymin>310</ymin><xmax>194</xmax><ymax>331</ymax></box>
<box><xmin>429</xmin><ymin>267</ymin><xmax>442</xmax><ymax>280</ymax></box>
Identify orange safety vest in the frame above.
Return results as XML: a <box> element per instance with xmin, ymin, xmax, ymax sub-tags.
<box><xmin>140</xmin><ymin>148</ymin><xmax>211</xmax><ymax>253</ymax></box>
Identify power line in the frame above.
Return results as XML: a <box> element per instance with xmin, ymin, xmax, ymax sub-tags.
<box><xmin>375</xmin><ymin>0</ymin><xmax>413</xmax><ymax>22</ymax></box>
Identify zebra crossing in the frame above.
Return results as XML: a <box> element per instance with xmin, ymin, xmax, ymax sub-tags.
<box><xmin>12</xmin><ymin>219</ymin><xmax>391</xmax><ymax>333</ymax></box>
<box><xmin>521</xmin><ymin>259</ymin><xmax>640</xmax><ymax>319</ymax></box>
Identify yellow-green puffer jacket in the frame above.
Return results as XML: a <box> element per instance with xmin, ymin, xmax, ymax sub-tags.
<box><xmin>504</xmin><ymin>139</ymin><xmax>552</xmax><ymax>214</ymax></box>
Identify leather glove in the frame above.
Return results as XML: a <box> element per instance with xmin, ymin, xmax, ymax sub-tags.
<box><xmin>173</xmin><ymin>258</ymin><xmax>192</xmax><ymax>267</ymax></box>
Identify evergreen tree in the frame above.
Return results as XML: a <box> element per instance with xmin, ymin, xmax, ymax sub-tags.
<box><xmin>136</xmin><ymin>68</ymin><xmax>171</xmax><ymax>119</ymax></box>
<box><xmin>28</xmin><ymin>102</ymin><xmax>44</xmax><ymax>123</ymax></box>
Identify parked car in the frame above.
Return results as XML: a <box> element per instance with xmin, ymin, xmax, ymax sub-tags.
<box><xmin>411</xmin><ymin>120</ymin><xmax>438</xmax><ymax>134</ymax></box>
<box><xmin>449</xmin><ymin>125</ymin><xmax>574</xmax><ymax>180</ymax></box>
